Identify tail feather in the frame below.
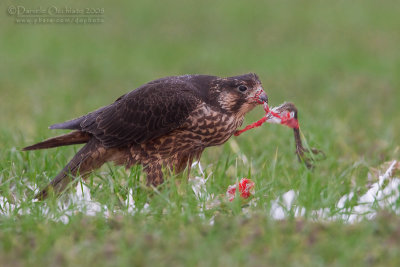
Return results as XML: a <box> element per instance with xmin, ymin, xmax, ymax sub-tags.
<box><xmin>23</xmin><ymin>131</ymin><xmax>91</xmax><ymax>151</ymax></box>
<box><xmin>49</xmin><ymin>116</ymin><xmax>85</xmax><ymax>130</ymax></box>
<box><xmin>34</xmin><ymin>139</ymin><xmax>106</xmax><ymax>200</ymax></box>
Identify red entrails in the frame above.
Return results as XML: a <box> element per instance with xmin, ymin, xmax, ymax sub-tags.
<box><xmin>280</xmin><ymin>113</ymin><xmax>299</xmax><ymax>129</ymax></box>
<box><xmin>234</xmin><ymin>103</ymin><xmax>299</xmax><ymax>137</ymax></box>
<box><xmin>226</xmin><ymin>178</ymin><xmax>255</xmax><ymax>201</ymax></box>
<box><xmin>234</xmin><ymin>117</ymin><xmax>267</xmax><ymax>136</ymax></box>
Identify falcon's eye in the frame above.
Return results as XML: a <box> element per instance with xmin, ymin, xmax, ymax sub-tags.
<box><xmin>238</xmin><ymin>85</ymin><xmax>248</xmax><ymax>92</ymax></box>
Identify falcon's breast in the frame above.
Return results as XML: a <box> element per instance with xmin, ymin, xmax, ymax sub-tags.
<box><xmin>180</xmin><ymin>103</ymin><xmax>244</xmax><ymax>147</ymax></box>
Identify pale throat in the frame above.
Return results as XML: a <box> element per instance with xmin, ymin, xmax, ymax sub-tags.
<box><xmin>236</xmin><ymin>102</ymin><xmax>257</xmax><ymax>118</ymax></box>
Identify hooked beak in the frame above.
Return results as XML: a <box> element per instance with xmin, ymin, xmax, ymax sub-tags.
<box><xmin>253</xmin><ymin>89</ymin><xmax>268</xmax><ymax>105</ymax></box>
<box><xmin>258</xmin><ymin>91</ymin><xmax>268</xmax><ymax>104</ymax></box>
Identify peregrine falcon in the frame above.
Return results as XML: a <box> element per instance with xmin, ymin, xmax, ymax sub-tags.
<box><xmin>23</xmin><ymin>73</ymin><xmax>268</xmax><ymax>199</ymax></box>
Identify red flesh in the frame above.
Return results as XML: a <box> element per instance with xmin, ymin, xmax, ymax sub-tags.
<box><xmin>234</xmin><ymin>104</ymin><xmax>299</xmax><ymax>137</ymax></box>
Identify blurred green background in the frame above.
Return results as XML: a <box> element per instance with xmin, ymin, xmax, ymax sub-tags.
<box><xmin>0</xmin><ymin>1</ymin><xmax>400</xmax><ymax>163</ymax></box>
<box><xmin>1</xmin><ymin>0</ymin><xmax>399</xmax><ymax>160</ymax></box>
<box><xmin>0</xmin><ymin>0</ymin><xmax>400</xmax><ymax>263</ymax></box>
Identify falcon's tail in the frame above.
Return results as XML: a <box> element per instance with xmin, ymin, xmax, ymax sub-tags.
<box><xmin>22</xmin><ymin>131</ymin><xmax>91</xmax><ymax>151</ymax></box>
<box><xmin>34</xmin><ymin>139</ymin><xmax>107</xmax><ymax>200</ymax></box>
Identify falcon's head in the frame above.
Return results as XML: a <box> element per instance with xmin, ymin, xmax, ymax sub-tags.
<box><xmin>213</xmin><ymin>73</ymin><xmax>268</xmax><ymax>117</ymax></box>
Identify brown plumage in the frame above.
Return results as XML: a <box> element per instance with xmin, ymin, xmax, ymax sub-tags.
<box><xmin>23</xmin><ymin>73</ymin><xmax>268</xmax><ymax>199</ymax></box>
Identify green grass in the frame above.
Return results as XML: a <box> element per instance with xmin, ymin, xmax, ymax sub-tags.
<box><xmin>1</xmin><ymin>0</ymin><xmax>400</xmax><ymax>266</ymax></box>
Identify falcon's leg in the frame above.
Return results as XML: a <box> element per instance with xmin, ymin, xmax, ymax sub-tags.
<box><xmin>171</xmin><ymin>149</ymin><xmax>204</xmax><ymax>180</ymax></box>
<box><xmin>144</xmin><ymin>163</ymin><xmax>164</xmax><ymax>187</ymax></box>
<box><xmin>142</xmin><ymin>149</ymin><xmax>204</xmax><ymax>187</ymax></box>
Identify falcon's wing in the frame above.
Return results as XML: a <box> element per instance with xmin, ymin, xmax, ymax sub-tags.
<box><xmin>54</xmin><ymin>82</ymin><xmax>200</xmax><ymax>148</ymax></box>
